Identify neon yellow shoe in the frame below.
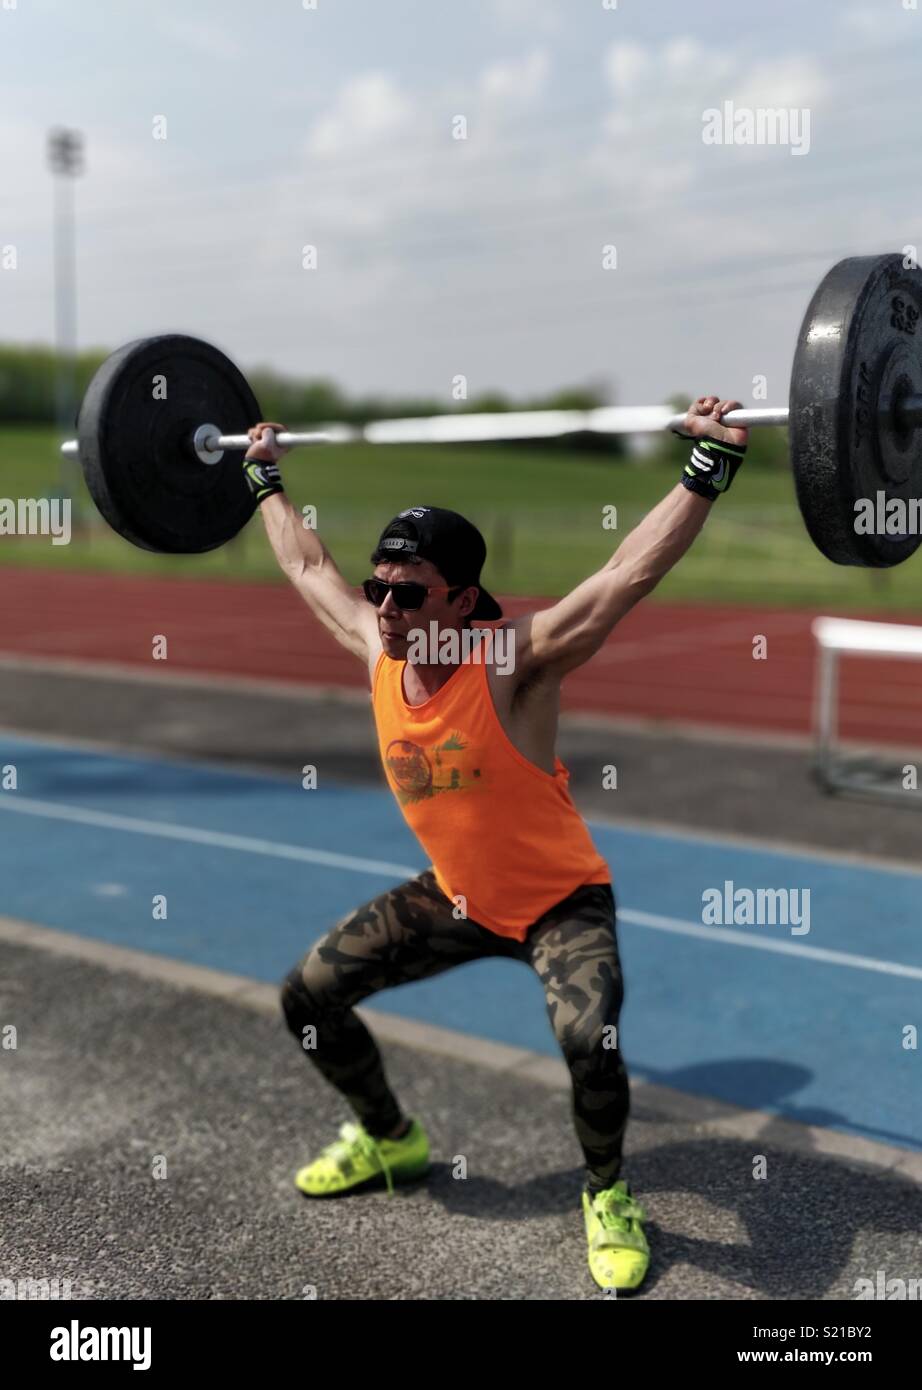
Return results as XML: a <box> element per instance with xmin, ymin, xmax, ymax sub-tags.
<box><xmin>582</xmin><ymin>1180</ymin><xmax>650</xmax><ymax>1292</ymax></box>
<box><xmin>294</xmin><ymin>1118</ymin><xmax>430</xmax><ymax>1197</ymax></box>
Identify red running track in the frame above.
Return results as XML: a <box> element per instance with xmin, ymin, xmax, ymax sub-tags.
<box><xmin>0</xmin><ymin>567</ymin><xmax>920</xmax><ymax>746</ymax></box>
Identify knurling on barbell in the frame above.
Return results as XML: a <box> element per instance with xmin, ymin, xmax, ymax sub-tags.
<box><xmin>66</xmin><ymin>253</ymin><xmax>922</xmax><ymax>565</ymax></box>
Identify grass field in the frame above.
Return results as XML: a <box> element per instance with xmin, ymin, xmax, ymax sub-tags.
<box><xmin>1</xmin><ymin>425</ymin><xmax>918</xmax><ymax>610</ymax></box>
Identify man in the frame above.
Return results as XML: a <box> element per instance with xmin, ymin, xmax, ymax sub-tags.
<box><xmin>244</xmin><ymin>397</ymin><xmax>747</xmax><ymax>1293</ymax></box>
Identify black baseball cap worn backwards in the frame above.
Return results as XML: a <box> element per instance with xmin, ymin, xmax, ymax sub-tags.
<box><xmin>370</xmin><ymin>505</ymin><xmax>502</xmax><ymax>620</ymax></box>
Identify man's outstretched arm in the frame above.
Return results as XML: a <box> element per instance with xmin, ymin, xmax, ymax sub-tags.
<box><xmin>243</xmin><ymin>422</ymin><xmax>379</xmax><ymax>664</ymax></box>
<box><xmin>511</xmin><ymin>396</ymin><xmax>748</xmax><ymax>680</ymax></box>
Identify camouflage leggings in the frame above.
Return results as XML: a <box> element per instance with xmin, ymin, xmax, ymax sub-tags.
<box><xmin>280</xmin><ymin>870</ymin><xmax>629</xmax><ymax>1191</ymax></box>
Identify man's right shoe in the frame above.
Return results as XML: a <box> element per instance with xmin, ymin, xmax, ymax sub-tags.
<box><xmin>294</xmin><ymin>1117</ymin><xmax>430</xmax><ymax>1197</ymax></box>
<box><xmin>582</xmin><ymin>1180</ymin><xmax>650</xmax><ymax>1292</ymax></box>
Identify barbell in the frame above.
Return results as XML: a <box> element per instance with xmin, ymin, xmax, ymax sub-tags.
<box><xmin>60</xmin><ymin>252</ymin><xmax>922</xmax><ymax>565</ymax></box>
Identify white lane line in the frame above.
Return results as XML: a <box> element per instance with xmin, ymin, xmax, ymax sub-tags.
<box><xmin>0</xmin><ymin>797</ymin><xmax>420</xmax><ymax>880</ymax></box>
<box><xmin>620</xmin><ymin>908</ymin><xmax>922</xmax><ymax>981</ymax></box>
<box><xmin>6</xmin><ymin>725</ymin><xmax>922</xmax><ymax>877</ymax></box>
<box><xmin>2</xmin><ymin>796</ymin><xmax>921</xmax><ymax>981</ymax></box>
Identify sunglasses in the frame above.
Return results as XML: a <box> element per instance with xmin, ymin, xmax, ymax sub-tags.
<box><xmin>362</xmin><ymin>578</ymin><xmax>466</xmax><ymax>611</ymax></box>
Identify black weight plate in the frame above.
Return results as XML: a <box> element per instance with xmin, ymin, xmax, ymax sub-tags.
<box><xmin>790</xmin><ymin>254</ymin><xmax>922</xmax><ymax>567</ymax></box>
<box><xmin>78</xmin><ymin>334</ymin><xmax>259</xmax><ymax>553</ymax></box>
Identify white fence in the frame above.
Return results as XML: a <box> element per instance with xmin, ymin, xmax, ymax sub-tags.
<box><xmin>812</xmin><ymin>617</ymin><xmax>922</xmax><ymax>806</ymax></box>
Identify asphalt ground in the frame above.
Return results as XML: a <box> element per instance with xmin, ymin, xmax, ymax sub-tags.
<box><xmin>3</xmin><ymin>922</ymin><xmax>920</xmax><ymax>1302</ymax></box>
<box><xmin>2</xmin><ymin>661</ymin><xmax>921</xmax><ymax>1301</ymax></box>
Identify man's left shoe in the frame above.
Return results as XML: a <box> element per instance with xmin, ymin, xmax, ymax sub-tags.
<box><xmin>582</xmin><ymin>1180</ymin><xmax>650</xmax><ymax>1292</ymax></box>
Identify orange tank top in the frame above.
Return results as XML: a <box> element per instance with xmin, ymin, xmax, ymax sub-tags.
<box><xmin>371</xmin><ymin>626</ymin><xmax>611</xmax><ymax>941</ymax></box>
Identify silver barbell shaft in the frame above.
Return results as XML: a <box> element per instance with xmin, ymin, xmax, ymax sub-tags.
<box><xmin>59</xmin><ymin>405</ymin><xmax>791</xmax><ymax>457</ymax></box>
<box><xmin>55</xmin><ymin>393</ymin><xmax>922</xmax><ymax>457</ymax></box>
<box><xmin>209</xmin><ymin>430</ymin><xmax>344</xmax><ymax>448</ymax></box>
<box><xmin>211</xmin><ymin>407</ymin><xmax>792</xmax><ymax>446</ymax></box>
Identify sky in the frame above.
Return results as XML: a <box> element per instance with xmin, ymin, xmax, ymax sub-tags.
<box><xmin>1</xmin><ymin>0</ymin><xmax>921</xmax><ymax>412</ymax></box>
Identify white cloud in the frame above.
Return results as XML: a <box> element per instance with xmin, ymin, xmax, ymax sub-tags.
<box><xmin>604</xmin><ymin>35</ymin><xmax>738</xmax><ymax>102</ymax></box>
<box><xmin>603</xmin><ymin>41</ymin><xmax>651</xmax><ymax>97</ymax></box>
<box><xmin>663</xmin><ymin>37</ymin><xmax>706</xmax><ymax>73</ymax></box>
<box><xmin>307</xmin><ymin>74</ymin><xmax>415</xmax><ymax>159</ymax></box>
<box><xmin>732</xmin><ymin>56</ymin><xmax>831</xmax><ymax>114</ymax></box>
<box><xmin>594</xmin><ymin>37</ymin><xmax>830</xmax><ymax>206</ymax></box>
<box><xmin>480</xmin><ymin>48</ymin><xmax>549</xmax><ymax>105</ymax></box>
<box><xmin>299</xmin><ymin>48</ymin><xmax>552</xmax><ymax>229</ymax></box>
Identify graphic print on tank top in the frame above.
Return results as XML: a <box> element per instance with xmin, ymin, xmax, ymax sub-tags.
<box><xmin>383</xmin><ymin>731</ymin><xmax>485</xmax><ymax>804</ymax></box>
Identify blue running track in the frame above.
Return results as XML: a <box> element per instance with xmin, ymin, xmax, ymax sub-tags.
<box><xmin>2</xmin><ymin>733</ymin><xmax>920</xmax><ymax>1151</ymax></box>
